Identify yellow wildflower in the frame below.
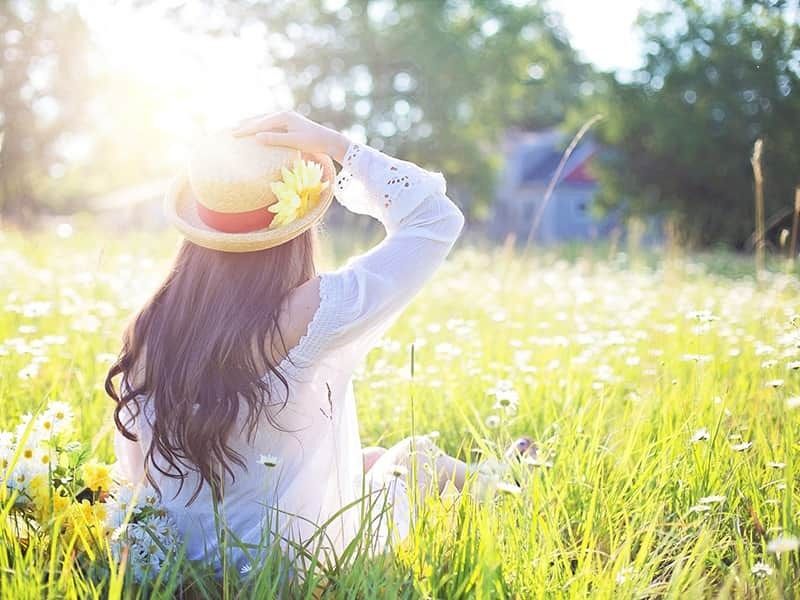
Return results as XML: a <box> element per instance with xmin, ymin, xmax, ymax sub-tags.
<box><xmin>52</xmin><ymin>494</ymin><xmax>71</xmax><ymax>517</ymax></box>
<box><xmin>29</xmin><ymin>474</ymin><xmax>71</xmax><ymax>522</ymax></box>
<box><xmin>82</xmin><ymin>460</ymin><xmax>113</xmax><ymax>492</ymax></box>
<box><xmin>29</xmin><ymin>474</ymin><xmax>49</xmax><ymax>518</ymax></box>
<box><xmin>65</xmin><ymin>499</ymin><xmax>106</xmax><ymax>531</ymax></box>
<box><xmin>63</xmin><ymin>499</ymin><xmax>107</xmax><ymax>556</ymax></box>
<box><xmin>268</xmin><ymin>159</ymin><xmax>328</xmax><ymax>228</ymax></box>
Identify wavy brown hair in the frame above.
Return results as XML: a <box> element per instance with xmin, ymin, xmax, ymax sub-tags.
<box><xmin>105</xmin><ymin>231</ymin><xmax>317</xmax><ymax>505</ymax></box>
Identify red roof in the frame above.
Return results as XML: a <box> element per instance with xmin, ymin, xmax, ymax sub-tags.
<box><xmin>563</xmin><ymin>152</ymin><xmax>597</xmax><ymax>184</ymax></box>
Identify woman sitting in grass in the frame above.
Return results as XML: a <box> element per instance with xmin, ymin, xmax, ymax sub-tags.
<box><xmin>105</xmin><ymin>110</ymin><xmax>534</xmax><ymax>577</ymax></box>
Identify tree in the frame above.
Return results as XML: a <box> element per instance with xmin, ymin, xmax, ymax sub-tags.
<box><xmin>589</xmin><ymin>0</ymin><xmax>800</xmax><ymax>248</ymax></box>
<box><xmin>0</xmin><ymin>1</ymin><xmax>92</xmax><ymax>222</ymax></box>
<box><xmin>168</xmin><ymin>0</ymin><xmax>590</xmax><ymax>217</ymax></box>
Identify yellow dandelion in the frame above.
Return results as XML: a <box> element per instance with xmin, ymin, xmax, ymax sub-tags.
<box><xmin>29</xmin><ymin>475</ymin><xmax>71</xmax><ymax>522</ymax></box>
<box><xmin>82</xmin><ymin>460</ymin><xmax>113</xmax><ymax>492</ymax></box>
<box><xmin>63</xmin><ymin>499</ymin><xmax>107</xmax><ymax>556</ymax></box>
<box><xmin>52</xmin><ymin>493</ymin><xmax>71</xmax><ymax>517</ymax></box>
<box><xmin>28</xmin><ymin>474</ymin><xmax>50</xmax><ymax>511</ymax></box>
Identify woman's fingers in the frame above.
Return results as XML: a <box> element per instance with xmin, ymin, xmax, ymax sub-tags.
<box><xmin>232</xmin><ymin>120</ymin><xmax>277</xmax><ymax>137</ymax></box>
<box><xmin>231</xmin><ymin>118</ymin><xmax>265</xmax><ymax>137</ymax></box>
<box><xmin>254</xmin><ymin>131</ymin><xmax>303</xmax><ymax>149</ymax></box>
<box><xmin>232</xmin><ymin>111</ymin><xmax>292</xmax><ymax>137</ymax></box>
<box><xmin>232</xmin><ymin>112</ymin><xmax>267</xmax><ymax>130</ymax></box>
<box><xmin>229</xmin><ymin>109</ymin><xmax>331</xmax><ymax>154</ymax></box>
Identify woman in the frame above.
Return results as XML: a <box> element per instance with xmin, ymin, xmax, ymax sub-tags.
<box><xmin>105</xmin><ymin>111</ymin><xmax>530</xmax><ymax>576</ymax></box>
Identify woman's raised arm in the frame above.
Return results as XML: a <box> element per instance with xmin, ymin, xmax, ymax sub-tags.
<box><xmin>281</xmin><ymin>139</ymin><xmax>465</xmax><ymax>367</ymax></box>
<box><xmin>233</xmin><ymin>111</ymin><xmax>465</xmax><ymax>367</ymax></box>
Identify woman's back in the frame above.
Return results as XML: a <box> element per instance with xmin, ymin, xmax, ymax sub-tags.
<box><xmin>111</xmin><ymin>131</ymin><xmax>465</xmax><ymax>575</ymax></box>
<box><xmin>126</xmin><ymin>347</ymin><xmax>365</xmax><ymax>572</ymax></box>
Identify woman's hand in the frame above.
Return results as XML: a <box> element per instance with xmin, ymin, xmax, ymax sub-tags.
<box><xmin>231</xmin><ymin>110</ymin><xmax>351</xmax><ymax>164</ymax></box>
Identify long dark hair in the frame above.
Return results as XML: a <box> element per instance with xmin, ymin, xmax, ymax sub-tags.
<box><xmin>105</xmin><ymin>230</ymin><xmax>317</xmax><ymax>505</ymax></box>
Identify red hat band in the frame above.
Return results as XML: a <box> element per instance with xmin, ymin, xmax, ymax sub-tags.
<box><xmin>195</xmin><ymin>200</ymin><xmax>275</xmax><ymax>233</ymax></box>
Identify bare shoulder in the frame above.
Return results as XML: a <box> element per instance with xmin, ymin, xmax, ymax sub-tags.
<box><xmin>272</xmin><ymin>276</ymin><xmax>322</xmax><ymax>358</ymax></box>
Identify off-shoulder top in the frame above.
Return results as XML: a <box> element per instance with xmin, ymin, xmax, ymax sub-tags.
<box><xmin>112</xmin><ymin>140</ymin><xmax>466</xmax><ymax>576</ymax></box>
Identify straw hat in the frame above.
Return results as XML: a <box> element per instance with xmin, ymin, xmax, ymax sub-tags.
<box><xmin>164</xmin><ymin>132</ymin><xmax>335</xmax><ymax>253</ymax></box>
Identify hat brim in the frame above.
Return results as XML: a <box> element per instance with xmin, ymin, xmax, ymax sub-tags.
<box><xmin>164</xmin><ymin>151</ymin><xmax>335</xmax><ymax>253</ymax></box>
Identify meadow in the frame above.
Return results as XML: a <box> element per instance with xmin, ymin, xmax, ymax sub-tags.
<box><xmin>1</xmin><ymin>225</ymin><xmax>799</xmax><ymax>599</ymax></box>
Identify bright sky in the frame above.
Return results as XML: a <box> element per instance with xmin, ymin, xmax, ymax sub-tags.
<box><xmin>556</xmin><ymin>0</ymin><xmax>657</xmax><ymax>72</ymax></box>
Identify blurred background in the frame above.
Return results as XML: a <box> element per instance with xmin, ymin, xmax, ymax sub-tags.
<box><xmin>1</xmin><ymin>0</ymin><xmax>798</xmax><ymax>252</ymax></box>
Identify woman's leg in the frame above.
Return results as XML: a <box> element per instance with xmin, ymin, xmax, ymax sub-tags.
<box><xmin>368</xmin><ymin>435</ymin><xmax>536</xmax><ymax>506</ymax></box>
<box><xmin>362</xmin><ymin>446</ymin><xmax>387</xmax><ymax>474</ymax></box>
<box><xmin>370</xmin><ymin>436</ymin><xmax>487</xmax><ymax>502</ymax></box>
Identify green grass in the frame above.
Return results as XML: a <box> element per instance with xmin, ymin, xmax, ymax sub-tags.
<box><xmin>1</xmin><ymin>225</ymin><xmax>799</xmax><ymax>598</ymax></box>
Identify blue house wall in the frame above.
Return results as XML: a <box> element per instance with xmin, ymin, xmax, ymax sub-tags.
<box><xmin>490</xmin><ymin>128</ymin><xmax>621</xmax><ymax>244</ymax></box>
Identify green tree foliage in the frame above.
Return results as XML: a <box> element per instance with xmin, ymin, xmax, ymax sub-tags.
<box><xmin>202</xmin><ymin>0</ymin><xmax>590</xmax><ymax>217</ymax></box>
<box><xmin>590</xmin><ymin>0</ymin><xmax>800</xmax><ymax>248</ymax></box>
<box><xmin>0</xmin><ymin>0</ymin><xmax>593</xmax><ymax>221</ymax></box>
<box><xmin>0</xmin><ymin>1</ymin><xmax>91</xmax><ymax>222</ymax></box>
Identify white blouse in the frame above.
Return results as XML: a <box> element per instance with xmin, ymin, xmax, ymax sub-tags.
<box><xmin>113</xmin><ymin>140</ymin><xmax>465</xmax><ymax>576</ymax></box>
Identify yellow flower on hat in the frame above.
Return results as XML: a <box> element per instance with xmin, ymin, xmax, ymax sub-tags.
<box><xmin>268</xmin><ymin>159</ymin><xmax>329</xmax><ymax>229</ymax></box>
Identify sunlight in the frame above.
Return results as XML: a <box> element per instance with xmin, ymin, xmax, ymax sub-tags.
<box><xmin>70</xmin><ymin>0</ymin><xmax>661</xmax><ymax>166</ymax></box>
<box><xmin>80</xmin><ymin>2</ymin><xmax>291</xmax><ymax>144</ymax></box>
<box><xmin>555</xmin><ymin>0</ymin><xmax>658</xmax><ymax>73</ymax></box>
<box><xmin>3</xmin><ymin>0</ymin><xmax>800</xmax><ymax>595</ymax></box>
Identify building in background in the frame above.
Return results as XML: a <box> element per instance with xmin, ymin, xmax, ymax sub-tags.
<box><xmin>489</xmin><ymin>128</ymin><xmax>621</xmax><ymax>244</ymax></box>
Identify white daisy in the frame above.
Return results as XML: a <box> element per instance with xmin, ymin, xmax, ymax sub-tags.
<box><xmin>751</xmin><ymin>562</ymin><xmax>773</xmax><ymax>577</ymax></box>
<box><xmin>699</xmin><ymin>495</ymin><xmax>726</xmax><ymax>504</ymax></box>
<box><xmin>257</xmin><ymin>454</ymin><xmax>279</xmax><ymax>468</ymax></box>
<box><xmin>615</xmin><ymin>565</ymin><xmax>636</xmax><ymax>585</ymax></box>
<box><xmin>485</xmin><ymin>415</ymin><xmax>501</xmax><ymax>429</ymax></box>
<box><xmin>495</xmin><ymin>481</ymin><xmax>522</xmax><ymax>495</ymax></box>
<box><xmin>389</xmin><ymin>464</ymin><xmax>408</xmax><ymax>478</ymax></box>
<box><xmin>750</xmin><ymin>562</ymin><xmax>772</xmax><ymax>577</ymax></box>
<box><xmin>766</xmin><ymin>535</ymin><xmax>800</xmax><ymax>554</ymax></box>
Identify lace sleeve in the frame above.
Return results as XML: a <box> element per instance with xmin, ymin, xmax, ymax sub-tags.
<box><xmin>282</xmin><ymin>142</ymin><xmax>465</xmax><ymax>371</ymax></box>
<box><xmin>333</xmin><ymin>142</ymin><xmax>450</xmax><ymax>233</ymax></box>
